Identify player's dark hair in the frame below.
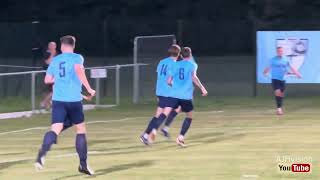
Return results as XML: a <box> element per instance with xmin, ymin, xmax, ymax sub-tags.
<box><xmin>60</xmin><ymin>35</ymin><xmax>76</xmax><ymax>47</ymax></box>
<box><xmin>168</xmin><ymin>44</ymin><xmax>181</xmax><ymax>57</ymax></box>
<box><xmin>276</xmin><ymin>46</ymin><xmax>283</xmax><ymax>49</ymax></box>
<box><xmin>181</xmin><ymin>47</ymin><xmax>192</xmax><ymax>58</ymax></box>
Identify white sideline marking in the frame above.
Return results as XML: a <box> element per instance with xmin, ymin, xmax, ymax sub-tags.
<box><xmin>0</xmin><ymin>117</ymin><xmax>147</xmax><ymax>136</ymax></box>
<box><xmin>0</xmin><ymin>104</ymin><xmax>116</xmax><ymax>120</ymax></box>
<box><xmin>0</xmin><ymin>150</ymin><xmax>127</xmax><ymax>165</ymax></box>
<box><xmin>0</xmin><ymin>127</ymin><xmax>48</xmax><ymax>135</ymax></box>
<box><xmin>0</xmin><ymin>109</ymin><xmax>316</xmax><ymax>136</ymax></box>
<box><xmin>241</xmin><ymin>174</ymin><xmax>259</xmax><ymax>179</ymax></box>
<box><xmin>0</xmin><ymin>110</ymin><xmax>224</xmax><ymax>136</ymax></box>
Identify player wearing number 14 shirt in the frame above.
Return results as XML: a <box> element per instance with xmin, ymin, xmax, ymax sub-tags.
<box><xmin>140</xmin><ymin>45</ymin><xmax>181</xmax><ymax>145</ymax></box>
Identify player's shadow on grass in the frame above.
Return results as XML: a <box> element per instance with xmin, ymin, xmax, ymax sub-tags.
<box><xmin>186</xmin><ymin>133</ymin><xmax>246</xmax><ymax>148</ymax></box>
<box><xmin>0</xmin><ymin>152</ymin><xmax>26</xmax><ymax>156</ymax></box>
<box><xmin>56</xmin><ymin>138</ymin><xmax>127</xmax><ymax>151</ymax></box>
<box><xmin>0</xmin><ymin>159</ymin><xmax>30</xmax><ymax>172</ymax></box>
<box><xmin>54</xmin><ymin>160</ymin><xmax>154</xmax><ymax>180</ymax></box>
<box><xmin>188</xmin><ymin>132</ymin><xmax>225</xmax><ymax>140</ymax></box>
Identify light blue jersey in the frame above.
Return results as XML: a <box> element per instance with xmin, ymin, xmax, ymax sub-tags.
<box><xmin>47</xmin><ymin>53</ymin><xmax>84</xmax><ymax>102</ymax></box>
<box><xmin>190</xmin><ymin>57</ymin><xmax>198</xmax><ymax>72</ymax></box>
<box><xmin>169</xmin><ymin>60</ymin><xmax>196</xmax><ymax>100</ymax></box>
<box><xmin>270</xmin><ymin>56</ymin><xmax>290</xmax><ymax>81</ymax></box>
<box><xmin>156</xmin><ymin>57</ymin><xmax>176</xmax><ymax>97</ymax></box>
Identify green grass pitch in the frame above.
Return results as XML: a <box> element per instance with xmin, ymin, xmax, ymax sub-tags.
<box><xmin>0</xmin><ymin>97</ymin><xmax>319</xmax><ymax>179</ymax></box>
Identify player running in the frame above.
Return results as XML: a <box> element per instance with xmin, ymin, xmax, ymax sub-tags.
<box><xmin>35</xmin><ymin>35</ymin><xmax>96</xmax><ymax>175</ymax></box>
<box><xmin>263</xmin><ymin>46</ymin><xmax>301</xmax><ymax>115</ymax></box>
<box><xmin>140</xmin><ymin>45</ymin><xmax>181</xmax><ymax>145</ymax></box>
<box><xmin>159</xmin><ymin>47</ymin><xmax>199</xmax><ymax>138</ymax></box>
<box><xmin>166</xmin><ymin>47</ymin><xmax>207</xmax><ymax>147</ymax></box>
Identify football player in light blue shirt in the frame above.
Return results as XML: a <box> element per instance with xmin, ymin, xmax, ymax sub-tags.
<box><xmin>263</xmin><ymin>47</ymin><xmax>301</xmax><ymax>115</ymax></box>
<box><xmin>35</xmin><ymin>35</ymin><xmax>95</xmax><ymax>175</ymax></box>
<box><xmin>140</xmin><ymin>45</ymin><xmax>181</xmax><ymax>145</ymax></box>
<box><xmin>165</xmin><ymin>47</ymin><xmax>207</xmax><ymax>147</ymax></box>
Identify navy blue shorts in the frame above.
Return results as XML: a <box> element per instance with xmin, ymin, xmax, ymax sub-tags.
<box><xmin>157</xmin><ymin>96</ymin><xmax>179</xmax><ymax>109</ymax></box>
<box><xmin>272</xmin><ymin>79</ymin><xmax>285</xmax><ymax>92</ymax></box>
<box><xmin>52</xmin><ymin>101</ymin><xmax>84</xmax><ymax>125</ymax></box>
<box><xmin>171</xmin><ymin>98</ymin><xmax>194</xmax><ymax>113</ymax></box>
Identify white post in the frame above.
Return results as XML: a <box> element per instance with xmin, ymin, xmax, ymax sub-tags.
<box><xmin>31</xmin><ymin>72</ymin><xmax>36</xmax><ymax>113</ymax></box>
<box><xmin>133</xmin><ymin>37</ymin><xmax>139</xmax><ymax>104</ymax></box>
<box><xmin>95</xmin><ymin>78</ymin><xmax>100</xmax><ymax>106</ymax></box>
<box><xmin>115</xmin><ymin>65</ymin><xmax>120</xmax><ymax>105</ymax></box>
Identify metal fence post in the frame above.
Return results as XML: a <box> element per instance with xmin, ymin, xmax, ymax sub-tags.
<box><xmin>133</xmin><ymin>37</ymin><xmax>139</xmax><ymax>104</ymax></box>
<box><xmin>115</xmin><ymin>65</ymin><xmax>120</xmax><ymax>105</ymax></box>
<box><xmin>31</xmin><ymin>72</ymin><xmax>36</xmax><ymax>113</ymax></box>
<box><xmin>95</xmin><ymin>78</ymin><xmax>100</xmax><ymax>106</ymax></box>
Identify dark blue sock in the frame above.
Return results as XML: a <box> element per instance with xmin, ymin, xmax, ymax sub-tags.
<box><xmin>154</xmin><ymin>113</ymin><xmax>167</xmax><ymax>130</ymax></box>
<box><xmin>37</xmin><ymin>131</ymin><xmax>57</xmax><ymax>161</ymax></box>
<box><xmin>275</xmin><ymin>96</ymin><xmax>283</xmax><ymax>108</ymax></box>
<box><xmin>165</xmin><ymin>111</ymin><xmax>178</xmax><ymax>127</ymax></box>
<box><xmin>180</xmin><ymin>118</ymin><xmax>192</xmax><ymax>136</ymax></box>
<box><xmin>76</xmin><ymin>134</ymin><xmax>87</xmax><ymax>168</ymax></box>
<box><xmin>145</xmin><ymin>117</ymin><xmax>158</xmax><ymax>134</ymax></box>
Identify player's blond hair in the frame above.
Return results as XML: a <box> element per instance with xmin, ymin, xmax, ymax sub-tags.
<box><xmin>168</xmin><ymin>44</ymin><xmax>181</xmax><ymax>57</ymax></box>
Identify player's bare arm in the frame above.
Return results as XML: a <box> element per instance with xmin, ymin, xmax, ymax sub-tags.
<box><xmin>74</xmin><ymin>64</ymin><xmax>96</xmax><ymax>96</ymax></box>
<box><xmin>192</xmin><ymin>72</ymin><xmax>208</xmax><ymax>96</ymax></box>
<box><xmin>44</xmin><ymin>74</ymin><xmax>54</xmax><ymax>84</ymax></box>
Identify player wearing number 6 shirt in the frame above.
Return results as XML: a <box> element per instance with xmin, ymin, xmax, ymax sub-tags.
<box><xmin>140</xmin><ymin>45</ymin><xmax>181</xmax><ymax>145</ymax></box>
<box><xmin>35</xmin><ymin>35</ymin><xmax>96</xmax><ymax>175</ymax></box>
<box><xmin>167</xmin><ymin>47</ymin><xmax>208</xmax><ymax>147</ymax></box>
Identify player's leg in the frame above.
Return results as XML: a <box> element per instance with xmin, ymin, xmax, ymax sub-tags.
<box><xmin>140</xmin><ymin>96</ymin><xmax>166</xmax><ymax>145</ymax></box>
<box><xmin>153</xmin><ymin>97</ymin><xmax>179</xmax><ymax>130</ymax></box>
<box><xmin>43</xmin><ymin>92</ymin><xmax>53</xmax><ymax>109</ymax></box>
<box><xmin>148</xmin><ymin>97</ymin><xmax>178</xmax><ymax>142</ymax></box>
<box><xmin>161</xmin><ymin>106</ymin><xmax>181</xmax><ymax>138</ymax></box>
<box><xmin>148</xmin><ymin>106</ymin><xmax>174</xmax><ymax>142</ymax></box>
<box><xmin>273</xmin><ymin>80</ymin><xmax>285</xmax><ymax>115</ymax></box>
<box><xmin>40</xmin><ymin>85</ymin><xmax>53</xmax><ymax>110</ymax></box>
<box><xmin>140</xmin><ymin>106</ymin><xmax>163</xmax><ymax>145</ymax></box>
<box><xmin>176</xmin><ymin>100</ymin><xmax>194</xmax><ymax>147</ymax></box>
<box><xmin>35</xmin><ymin>101</ymin><xmax>65</xmax><ymax>170</ymax></box>
<box><xmin>61</xmin><ymin>117</ymin><xmax>73</xmax><ymax>132</ymax></box>
<box><xmin>277</xmin><ymin>81</ymin><xmax>285</xmax><ymax>115</ymax></box>
<box><xmin>69</xmin><ymin>101</ymin><xmax>94</xmax><ymax>175</ymax></box>
<box><xmin>154</xmin><ymin>107</ymin><xmax>173</xmax><ymax>130</ymax></box>
<box><xmin>35</xmin><ymin>101</ymin><xmax>65</xmax><ymax>169</ymax></box>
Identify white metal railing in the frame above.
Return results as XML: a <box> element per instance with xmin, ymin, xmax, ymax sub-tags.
<box><xmin>0</xmin><ymin>63</ymin><xmax>148</xmax><ymax>112</ymax></box>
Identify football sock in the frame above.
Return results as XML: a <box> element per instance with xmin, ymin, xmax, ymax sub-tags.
<box><xmin>154</xmin><ymin>113</ymin><xmax>167</xmax><ymax>130</ymax></box>
<box><xmin>180</xmin><ymin>118</ymin><xmax>192</xmax><ymax>136</ymax></box>
<box><xmin>76</xmin><ymin>134</ymin><xmax>88</xmax><ymax>168</ymax></box>
<box><xmin>145</xmin><ymin>117</ymin><xmax>158</xmax><ymax>134</ymax></box>
<box><xmin>37</xmin><ymin>131</ymin><xmax>57</xmax><ymax>160</ymax></box>
<box><xmin>275</xmin><ymin>96</ymin><xmax>283</xmax><ymax>108</ymax></box>
<box><xmin>164</xmin><ymin>111</ymin><xmax>178</xmax><ymax>127</ymax></box>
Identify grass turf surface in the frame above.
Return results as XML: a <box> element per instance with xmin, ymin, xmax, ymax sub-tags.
<box><xmin>0</xmin><ymin>97</ymin><xmax>319</xmax><ymax>180</ymax></box>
